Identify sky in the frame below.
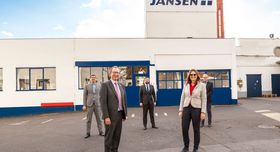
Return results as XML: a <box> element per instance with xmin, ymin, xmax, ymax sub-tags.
<box><xmin>0</xmin><ymin>0</ymin><xmax>279</xmax><ymax>39</ymax></box>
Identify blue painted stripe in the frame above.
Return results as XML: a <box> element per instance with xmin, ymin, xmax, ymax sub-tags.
<box><xmin>75</xmin><ymin>61</ymin><xmax>150</xmax><ymax>67</ymax></box>
<box><xmin>0</xmin><ymin>106</ymin><xmax>75</xmax><ymax>117</ymax></box>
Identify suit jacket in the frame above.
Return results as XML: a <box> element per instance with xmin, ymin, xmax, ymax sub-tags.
<box><xmin>206</xmin><ymin>81</ymin><xmax>213</xmax><ymax>103</ymax></box>
<box><xmin>179</xmin><ymin>82</ymin><xmax>207</xmax><ymax>113</ymax></box>
<box><xmin>83</xmin><ymin>83</ymin><xmax>101</xmax><ymax>107</ymax></box>
<box><xmin>100</xmin><ymin>80</ymin><xmax>128</xmax><ymax>121</ymax></box>
<box><xmin>139</xmin><ymin>84</ymin><xmax>156</xmax><ymax>105</ymax></box>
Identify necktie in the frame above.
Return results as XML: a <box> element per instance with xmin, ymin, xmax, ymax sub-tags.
<box><xmin>114</xmin><ymin>82</ymin><xmax>123</xmax><ymax>111</ymax></box>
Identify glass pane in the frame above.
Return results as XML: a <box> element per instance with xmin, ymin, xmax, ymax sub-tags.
<box><xmin>222</xmin><ymin>80</ymin><xmax>230</xmax><ymax>88</ymax></box>
<box><xmin>31</xmin><ymin>69</ymin><xmax>43</xmax><ymax>90</ymax></box>
<box><xmin>215</xmin><ymin>80</ymin><xmax>222</xmax><ymax>88</ymax></box>
<box><xmin>183</xmin><ymin>71</ymin><xmax>188</xmax><ymax>84</ymax></box>
<box><xmin>0</xmin><ymin>68</ymin><xmax>2</xmax><ymax>91</ymax></box>
<box><xmin>174</xmin><ymin>72</ymin><xmax>181</xmax><ymax>80</ymax></box>
<box><xmin>101</xmin><ymin>67</ymin><xmax>110</xmax><ymax>82</ymax></box>
<box><xmin>80</xmin><ymin>67</ymin><xmax>90</xmax><ymax>88</ymax></box>
<box><xmin>167</xmin><ymin>81</ymin><xmax>174</xmax><ymax>89</ymax></box>
<box><xmin>166</xmin><ymin>72</ymin><xmax>174</xmax><ymax>80</ymax></box>
<box><xmin>158</xmin><ymin>72</ymin><xmax>166</xmax><ymax>80</ymax></box>
<box><xmin>159</xmin><ymin>81</ymin><xmax>166</xmax><ymax>89</ymax></box>
<box><xmin>44</xmin><ymin>68</ymin><xmax>56</xmax><ymax>90</ymax></box>
<box><xmin>174</xmin><ymin>81</ymin><xmax>182</xmax><ymax>89</ymax></box>
<box><xmin>136</xmin><ymin>76</ymin><xmax>146</xmax><ymax>86</ymax></box>
<box><xmin>221</xmin><ymin>71</ymin><xmax>229</xmax><ymax>80</ymax></box>
<box><xmin>90</xmin><ymin>67</ymin><xmax>103</xmax><ymax>83</ymax></box>
<box><xmin>119</xmin><ymin>66</ymin><xmax>132</xmax><ymax>87</ymax></box>
<box><xmin>134</xmin><ymin>66</ymin><xmax>147</xmax><ymax>74</ymax></box>
<box><xmin>207</xmin><ymin>72</ymin><xmax>216</xmax><ymax>80</ymax></box>
<box><xmin>215</xmin><ymin>72</ymin><xmax>222</xmax><ymax>79</ymax></box>
<box><xmin>17</xmin><ymin>69</ymin><xmax>30</xmax><ymax>90</ymax></box>
<box><xmin>199</xmin><ymin>71</ymin><xmax>206</xmax><ymax>79</ymax></box>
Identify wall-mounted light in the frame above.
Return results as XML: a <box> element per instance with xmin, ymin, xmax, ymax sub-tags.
<box><xmin>237</xmin><ymin>79</ymin><xmax>243</xmax><ymax>88</ymax></box>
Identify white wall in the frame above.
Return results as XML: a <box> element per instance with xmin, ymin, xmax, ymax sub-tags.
<box><xmin>146</xmin><ymin>0</ymin><xmax>217</xmax><ymax>38</ymax></box>
<box><xmin>236</xmin><ymin>38</ymin><xmax>280</xmax><ymax>97</ymax></box>
<box><xmin>146</xmin><ymin>12</ymin><xmax>217</xmax><ymax>38</ymax></box>
<box><xmin>0</xmin><ymin>38</ymin><xmax>236</xmax><ymax>107</ymax></box>
<box><xmin>74</xmin><ymin>38</ymin><xmax>236</xmax><ymax>102</ymax></box>
<box><xmin>0</xmin><ymin>39</ymin><xmax>75</xmax><ymax>107</ymax></box>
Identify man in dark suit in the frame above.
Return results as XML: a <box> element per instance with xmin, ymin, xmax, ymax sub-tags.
<box><xmin>139</xmin><ymin>77</ymin><xmax>158</xmax><ymax>130</ymax></box>
<box><xmin>201</xmin><ymin>74</ymin><xmax>214</xmax><ymax>128</ymax></box>
<box><xmin>100</xmin><ymin>66</ymin><xmax>127</xmax><ymax>152</ymax></box>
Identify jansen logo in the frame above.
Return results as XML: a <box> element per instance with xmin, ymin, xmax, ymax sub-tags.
<box><xmin>150</xmin><ymin>0</ymin><xmax>213</xmax><ymax>6</ymax></box>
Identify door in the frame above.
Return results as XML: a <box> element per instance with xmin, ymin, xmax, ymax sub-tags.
<box><xmin>272</xmin><ymin>74</ymin><xmax>280</xmax><ymax>96</ymax></box>
<box><xmin>247</xmin><ymin>74</ymin><xmax>262</xmax><ymax>97</ymax></box>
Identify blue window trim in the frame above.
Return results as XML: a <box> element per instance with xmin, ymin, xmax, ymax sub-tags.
<box><xmin>157</xmin><ymin>69</ymin><xmax>231</xmax><ymax>90</ymax></box>
<box><xmin>76</xmin><ymin>61</ymin><xmax>150</xmax><ymax>90</ymax></box>
<box><xmin>16</xmin><ymin>67</ymin><xmax>56</xmax><ymax>91</ymax></box>
<box><xmin>75</xmin><ymin>61</ymin><xmax>150</xmax><ymax>67</ymax></box>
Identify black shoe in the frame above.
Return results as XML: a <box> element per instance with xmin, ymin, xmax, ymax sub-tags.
<box><xmin>181</xmin><ymin>147</ymin><xmax>189</xmax><ymax>152</ymax></box>
<box><xmin>208</xmin><ymin>124</ymin><xmax>212</xmax><ymax>128</ymax></box>
<box><xmin>200</xmin><ymin>124</ymin><xmax>204</xmax><ymax>128</ymax></box>
<box><xmin>152</xmin><ymin>126</ymin><xmax>158</xmax><ymax>129</ymax></box>
<box><xmin>192</xmin><ymin>149</ymin><xmax>198</xmax><ymax>152</ymax></box>
<box><xmin>84</xmin><ymin>133</ymin><xmax>90</xmax><ymax>139</ymax></box>
<box><xmin>144</xmin><ymin>127</ymin><xmax>147</xmax><ymax>130</ymax></box>
<box><xmin>99</xmin><ymin>132</ymin><xmax>105</xmax><ymax>136</ymax></box>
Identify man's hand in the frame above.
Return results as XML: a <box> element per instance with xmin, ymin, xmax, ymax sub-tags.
<box><xmin>200</xmin><ymin>112</ymin><xmax>206</xmax><ymax>120</ymax></box>
<box><xmin>154</xmin><ymin>102</ymin><xmax>156</xmax><ymax>106</ymax></box>
<box><xmin>140</xmin><ymin>103</ymin><xmax>143</xmax><ymax>107</ymax></box>
<box><xmin>105</xmin><ymin>118</ymin><xmax>111</xmax><ymax>125</ymax></box>
<box><xmin>82</xmin><ymin>106</ymin><xmax>87</xmax><ymax>111</ymax></box>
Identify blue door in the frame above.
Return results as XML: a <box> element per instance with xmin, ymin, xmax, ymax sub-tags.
<box><xmin>247</xmin><ymin>74</ymin><xmax>262</xmax><ymax>97</ymax></box>
<box><xmin>272</xmin><ymin>74</ymin><xmax>280</xmax><ymax>96</ymax></box>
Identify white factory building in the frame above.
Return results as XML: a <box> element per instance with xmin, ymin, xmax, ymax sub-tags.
<box><xmin>0</xmin><ymin>0</ymin><xmax>279</xmax><ymax>117</ymax></box>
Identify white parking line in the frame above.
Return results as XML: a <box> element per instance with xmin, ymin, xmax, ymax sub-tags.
<box><xmin>255</xmin><ymin>110</ymin><xmax>271</xmax><ymax>113</ymax></box>
<box><xmin>9</xmin><ymin>120</ymin><xmax>30</xmax><ymax>126</ymax></box>
<box><xmin>82</xmin><ymin>117</ymin><xmax>87</xmax><ymax>120</ymax></box>
<box><xmin>41</xmin><ymin>119</ymin><xmax>53</xmax><ymax>124</ymax></box>
<box><xmin>262</xmin><ymin>113</ymin><xmax>280</xmax><ymax>122</ymax></box>
<box><xmin>164</xmin><ymin>112</ymin><xmax>168</xmax><ymax>116</ymax></box>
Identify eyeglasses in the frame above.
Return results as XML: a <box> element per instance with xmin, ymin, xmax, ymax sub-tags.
<box><xmin>190</xmin><ymin>74</ymin><xmax>197</xmax><ymax>76</ymax></box>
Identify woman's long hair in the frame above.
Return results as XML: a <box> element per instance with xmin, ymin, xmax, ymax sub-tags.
<box><xmin>186</xmin><ymin>69</ymin><xmax>201</xmax><ymax>84</ymax></box>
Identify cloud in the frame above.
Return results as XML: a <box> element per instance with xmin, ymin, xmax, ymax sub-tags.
<box><xmin>53</xmin><ymin>24</ymin><xmax>65</xmax><ymax>31</ymax></box>
<box><xmin>80</xmin><ymin>0</ymin><xmax>102</xmax><ymax>8</ymax></box>
<box><xmin>2</xmin><ymin>21</ymin><xmax>8</xmax><ymax>25</ymax></box>
<box><xmin>224</xmin><ymin>0</ymin><xmax>280</xmax><ymax>38</ymax></box>
<box><xmin>75</xmin><ymin>0</ymin><xmax>144</xmax><ymax>38</ymax></box>
<box><xmin>1</xmin><ymin>31</ymin><xmax>14</xmax><ymax>37</ymax></box>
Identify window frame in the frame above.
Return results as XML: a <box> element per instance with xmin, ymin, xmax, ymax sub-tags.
<box><xmin>16</xmin><ymin>67</ymin><xmax>56</xmax><ymax>91</ymax></box>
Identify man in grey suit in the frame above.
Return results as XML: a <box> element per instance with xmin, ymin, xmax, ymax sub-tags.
<box><xmin>100</xmin><ymin>66</ymin><xmax>127</xmax><ymax>152</ymax></box>
<box><xmin>139</xmin><ymin>77</ymin><xmax>158</xmax><ymax>130</ymax></box>
<box><xmin>83</xmin><ymin>74</ymin><xmax>105</xmax><ymax>138</ymax></box>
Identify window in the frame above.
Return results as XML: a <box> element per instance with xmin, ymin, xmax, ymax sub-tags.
<box><xmin>0</xmin><ymin>68</ymin><xmax>3</xmax><ymax>91</ymax></box>
<box><xmin>79</xmin><ymin>66</ymin><xmax>133</xmax><ymax>89</ymax></box>
<box><xmin>183</xmin><ymin>70</ymin><xmax>230</xmax><ymax>88</ymax></box>
<box><xmin>158</xmin><ymin>72</ymin><xmax>182</xmax><ymax>89</ymax></box>
<box><xmin>206</xmin><ymin>71</ymin><xmax>230</xmax><ymax>88</ymax></box>
<box><xmin>16</xmin><ymin>67</ymin><xmax>56</xmax><ymax>91</ymax></box>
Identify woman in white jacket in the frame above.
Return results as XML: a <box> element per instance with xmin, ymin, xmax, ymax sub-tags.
<box><xmin>179</xmin><ymin>69</ymin><xmax>207</xmax><ymax>152</ymax></box>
